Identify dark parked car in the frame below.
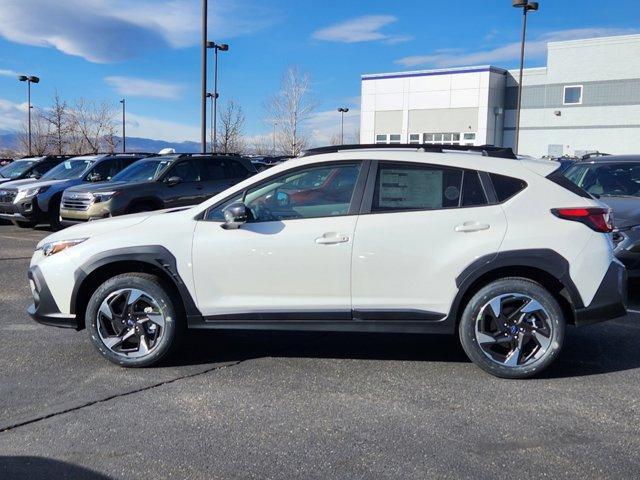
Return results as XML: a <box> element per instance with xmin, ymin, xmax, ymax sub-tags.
<box><xmin>0</xmin><ymin>153</ymin><xmax>151</xmax><ymax>229</ymax></box>
<box><xmin>564</xmin><ymin>154</ymin><xmax>640</xmax><ymax>276</ymax></box>
<box><xmin>60</xmin><ymin>153</ymin><xmax>257</xmax><ymax>226</ymax></box>
<box><xmin>0</xmin><ymin>155</ymin><xmax>72</xmax><ymax>186</ymax></box>
<box><xmin>0</xmin><ymin>158</ymin><xmax>13</xmax><ymax>167</ymax></box>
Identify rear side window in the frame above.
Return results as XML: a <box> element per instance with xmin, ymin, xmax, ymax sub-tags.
<box><xmin>372</xmin><ymin>163</ymin><xmax>463</xmax><ymax>212</ymax></box>
<box><xmin>489</xmin><ymin>173</ymin><xmax>527</xmax><ymax>202</ymax></box>
<box><xmin>229</xmin><ymin>160</ymin><xmax>250</xmax><ymax>179</ymax></box>
<box><xmin>201</xmin><ymin>160</ymin><xmax>228</xmax><ymax>180</ymax></box>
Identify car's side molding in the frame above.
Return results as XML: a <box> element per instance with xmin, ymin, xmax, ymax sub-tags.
<box><xmin>71</xmin><ymin>245</ymin><xmax>202</xmax><ymax>322</ymax></box>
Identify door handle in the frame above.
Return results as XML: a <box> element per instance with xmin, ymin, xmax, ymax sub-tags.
<box><xmin>454</xmin><ymin>222</ymin><xmax>490</xmax><ymax>233</ymax></box>
<box><xmin>315</xmin><ymin>233</ymin><xmax>350</xmax><ymax>245</ymax></box>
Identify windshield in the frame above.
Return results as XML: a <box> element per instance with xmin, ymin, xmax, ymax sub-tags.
<box><xmin>564</xmin><ymin>162</ymin><xmax>640</xmax><ymax>197</ymax></box>
<box><xmin>42</xmin><ymin>159</ymin><xmax>95</xmax><ymax>180</ymax></box>
<box><xmin>112</xmin><ymin>159</ymin><xmax>171</xmax><ymax>182</ymax></box>
<box><xmin>0</xmin><ymin>160</ymin><xmax>37</xmax><ymax>179</ymax></box>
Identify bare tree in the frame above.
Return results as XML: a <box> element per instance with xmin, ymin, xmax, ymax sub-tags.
<box><xmin>70</xmin><ymin>98</ymin><xmax>118</xmax><ymax>154</ymax></box>
<box><xmin>43</xmin><ymin>92</ymin><xmax>70</xmax><ymax>155</ymax></box>
<box><xmin>18</xmin><ymin>108</ymin><xmax>51</xmax><ymax>155</ymax></box>
<box><xmin>251</xmin><ymin>135</ymin><xmax>275</xmax><ymax>155</ymax></box>
<box><xmin>217</xmin><ymin>100</ymin><xmax>246</xmax><ymax>154</ymax></box>
<box><xmin>330</xmin><ymin>133</ymin><xmax>342</xmax><ymax>146</ymax></box>
<box><xmin>266</xmin><ymin>67</ymin><xmax>316</xmax><ymax>156</ymax></box>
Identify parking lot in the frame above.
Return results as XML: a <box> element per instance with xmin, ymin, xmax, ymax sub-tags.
<box><xmin>0</xmin><ymin>223</ymin><xmax>639</xmax><ymax>479</ymax></box>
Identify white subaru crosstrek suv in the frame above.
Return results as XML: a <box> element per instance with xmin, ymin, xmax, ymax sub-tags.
<box><xmin>27</xmin><ymin>145</ymin><xmax>626</xmax><ymax>378</ymax></box>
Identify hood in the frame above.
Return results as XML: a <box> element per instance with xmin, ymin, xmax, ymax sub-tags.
<box><xmin>597</xmin><ymin>196</ymin><xmax>640</xmax><ymax>229</ymax></box>
<box><xmin>66</xmin><ymin>180</ymin><xmax>153</xmax><ymax>194</ymax></box>
<box><xmin>36</xmin><ymin>207</ymin><xmax>191</xmax><ymax>248</ymax></box>
<box><xmin>0</xmin><ymin>178</ymin><xmax>69</xmax><ymax>190</ymax></box>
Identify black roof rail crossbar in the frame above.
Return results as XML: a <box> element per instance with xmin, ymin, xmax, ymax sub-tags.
<box><xmin>301</xmin><ymin>143</ymin><xmax>517</xmax><ymax>160</ymax></box>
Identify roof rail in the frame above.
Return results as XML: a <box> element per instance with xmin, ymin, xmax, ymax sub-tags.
<box><xmin>301</xmin><ymin>143</ymin><xmax>517</xmax><ymax>160</ymax></box>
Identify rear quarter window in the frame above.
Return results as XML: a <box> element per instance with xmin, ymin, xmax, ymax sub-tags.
<box><xmin>489</xmin><ymin>173</ymin><xmax>527</xmax><ymax>202</ymax></box>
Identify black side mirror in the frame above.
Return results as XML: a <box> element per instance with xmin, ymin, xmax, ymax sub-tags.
<box><xmin>221</xmin><ymin>202</ymin><xmax>251</xmax><ymax>230</ymax></box>
<box><xmin>87</xmin><ymin>172</ymin><xmax>103</xmax><ymax>182</ymax></box>
<box><xmin>166</xmin><ymin>176</ymin><xmax>182</xmax><ymax>186</ymax></box>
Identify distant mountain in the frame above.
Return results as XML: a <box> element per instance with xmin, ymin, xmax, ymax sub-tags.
<box><xmin>0</xmin><ymin>133</ymin><xmax>201</xmax><ymax>154</ymax></box>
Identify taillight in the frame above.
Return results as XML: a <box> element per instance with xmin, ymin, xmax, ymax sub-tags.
<box><xmin>551</xmin><ymin>207</ymin><xmax>613</xmax><ymax>233</ymax></box>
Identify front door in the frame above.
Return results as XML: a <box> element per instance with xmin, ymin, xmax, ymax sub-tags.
<box><xmin>191</xmin><ymin>161</ymin><xmax>366</xmax><ymax>320</ymax></box>
<box><xmin>162</xmin><ymin>158</ymin><xmax>205</xmax><ymax>207</ymax></box>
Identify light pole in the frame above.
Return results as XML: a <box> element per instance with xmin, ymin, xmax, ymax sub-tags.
<box><xmin>512</xmin><ymin>0</ymin><xmax>539</xmax><ymax>155</ymax></box>
<box><xmin>119</xmin><ymin>99</ymin><xmax>126</xmax><ymax>153</ymax></box>
<box><xmin>206</xmin><ymin>92</ymin><xmax>217</xmax><ymax>151</ymax></box>
<box><xmin>200</xmin><ymin>0</ymin><xmax>208</xmax><ymax>153</ymax></box>
<box><xmin>272</xmin><ymin>120</ymin><xmax>278</xmax><ymax>155</ymax></box>
<box><xmin>206</xmin><ymin>41</ymin><xmax>229</xmax><ymax>153</ymax></box>
<box><xmin>338</xmin><ymin>107</ymin><xmax>349</xmax><ymax>144</ymax></box>
<box><xmin>18</xmin><ymin>75</ymin><xmax>40</xmax><ymax>156</ymax></box>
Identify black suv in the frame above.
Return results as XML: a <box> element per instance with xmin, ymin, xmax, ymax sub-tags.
<box><xmin>60</xmin><ymin>153</ymin><xmax>257</xmax><ymax>225</ymax></box>
<box><xmin>0</xmin><ymin>155</ymin><xmax>72</xmax><ymax>186</ymax></box>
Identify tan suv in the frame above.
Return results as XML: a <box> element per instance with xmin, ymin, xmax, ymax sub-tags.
<box><xmin>60</xmin><ymin>153</ymin><xmax>257</xmax><ymax>226</ymax></box>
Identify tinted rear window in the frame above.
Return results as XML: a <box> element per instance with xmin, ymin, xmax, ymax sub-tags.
<box><xmin>489</xmin><ymin>173</ymin><xmax>527</xmax><ymax>202</ymax></box>
<box><xmin>461</xmin><ymin>170</ymin><xmax>488</xmax><ymax>207</ymax></box>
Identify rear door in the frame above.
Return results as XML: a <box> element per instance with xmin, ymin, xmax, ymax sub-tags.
<box><xmin>351</xmin><ymin>161</ymin><xmax>507</xmax><ymax>319</ymax></box>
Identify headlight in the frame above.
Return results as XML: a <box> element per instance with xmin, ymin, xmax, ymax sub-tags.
<box><xmin>15</xmin><ymin>186</ymin><xmax>50</xmax><ymax>202</ymax></box>
<box><xmin>40</xmin><ymin>238</ymin><xmax>87</xmax><ymax>257</ymax></box>
<box><xmin>92</xmin><ymin>191</ymin><xmax>118</xmax><ymax>203</ymax></box>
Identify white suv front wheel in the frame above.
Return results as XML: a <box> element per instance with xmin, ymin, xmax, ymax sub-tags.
<box><xmin>85</xmin><ymin>273</ymin><xmax>181</xmax><ymax>367</ymax></box>
<box><xmin>459</xmin><ymin>278</ymin><xmax>565</xmax><ymax>379</ymax></box>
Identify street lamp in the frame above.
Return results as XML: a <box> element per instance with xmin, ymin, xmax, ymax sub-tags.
<box><xmin>18</xmin><ymin>75</ymin><xmax>40</xmax><ymax>156</ymax></box>
<box><xmin>206</xmin><ymin>41</ymin><xmax>229</xmax><ymax>154</ymax></box>
<box><xmin>512</xmin><ymin>0</ymin><xmax>539</xmax><ymax>155</ymax></box>
<box><xmin>119</xmin><ymin>99</ymin><xmax>126</xmax><ymax>153</ymax></box>
<box><xmin>200</xmin><ymin>0</ymin><xmax>208</xmax><ymax>154</ymax></box>
<box><xmin>206</xmin><ymin>92</ymin><xmax>218</xmax><ymax>152</ymax></box>
<box><xmin>337</xmin><ymin>107</ymin><xmax>349</xmax><ymax>145</ymax></box>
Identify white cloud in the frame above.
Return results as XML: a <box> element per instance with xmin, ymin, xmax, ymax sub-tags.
<box><xmin>306</xmin><ymin>108</ymin><xmax>360</xmax><ymax>146</ymax></box>
<box><xmin>396</xmin><ymin>28</ymin><xmax>638</xmax><ymax>68</ymax></box>
<box><xmin>0</xmin><ymin>69</ymin><xmax>19</xmax><ymax>77</ymax></box>
<box><xmin>0</xmin><ymin>0</ymin><xmax>276</xmax><ymax>63</ymax></box>
<box><xmin>0</xmin><ymin>98</ymin><xmax>28</xmax><ymax>132</ymax></box>
<box><xmin>312</xmin><ymin>15</ymin><xmax>411</xmax><ymax>44</ymax></box>
<box><xmin>105</xmin><ymin>76</ymin><xmax>184</xmax><ymax>100</ymax></box>
<box><xmin>125</xmin><ymin>112</ymin><xmax>199</xmax><ymax>143</ymax></box>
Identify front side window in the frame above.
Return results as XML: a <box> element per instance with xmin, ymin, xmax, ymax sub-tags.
<box><xmin>112</xmin><ymin>159</ymin><xmax>170</xmax><ymax>182</ymax></box>
<box><xmin>372</xmin><ymin>163</ymin><xmax>463</xmax><ymax>212</ymax></box>
<box><xmin>563</xmin><ymin>85</ymin><xmax>583</xmax><ymax>105</ymax></box>
<box><xmin>207</xmin><ymin>163</ymin><xmax>362</xmax><ymax>222</ymax></box>
<box><xmin>166</xmin><ymin>160</ymin><xmax>201</xmax><ymax>182</ymax></box>
<box><xmin>201</xmin><ymin>160</ymin><xmax>228</xmax><ymax>181</ymax></box>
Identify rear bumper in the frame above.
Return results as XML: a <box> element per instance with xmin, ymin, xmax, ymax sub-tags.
<box><xmin>27</xmin><ymin>267</ymin><xmax>77</xmax><ymax>329</ymax></box>
<box><xmin>574</xmin><ymin>260</ymin><xmax>627</xmax><ymax>327</ymax></box>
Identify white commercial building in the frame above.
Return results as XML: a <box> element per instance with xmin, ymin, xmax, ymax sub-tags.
<box><xmin>360</xmin><ymin>34</ymin><xmax>640</xmax><ymax>157</ymax></box>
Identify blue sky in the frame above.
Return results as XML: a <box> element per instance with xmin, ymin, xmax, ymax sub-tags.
<box><xmin>0</xmin><ymin>0</ymin><xmax>638</xmax><ymax>145</ymax></box>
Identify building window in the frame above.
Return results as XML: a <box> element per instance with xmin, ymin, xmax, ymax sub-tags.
<box><xmin>389</xmin><ymin>134</ymin><xmax>401</xmax><ymax>144</ymax></box>
<box><xmin>408</xmin><ymin>134</ymin><xmax>420</xmax><ymax>144</ymax></box>
<box><xmin>375</xmin><ymin>134</ymin><xmax>387</xmax><ymax>144</ymax></box>
<box><xmin>421</xmin><ymin>132</ymin><xmax>470</xmax><ymax>146</ymax></box>
<box><xmin>563</xmin><ymin>85</ymin><xmax>583</xmax><ymax>105</ymax></box>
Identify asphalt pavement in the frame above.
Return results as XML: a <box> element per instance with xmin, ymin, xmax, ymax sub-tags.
<box><xmin>1</xmin><ymin>223</ymin><xmax>639</xmax><ymax>480</ymax></box>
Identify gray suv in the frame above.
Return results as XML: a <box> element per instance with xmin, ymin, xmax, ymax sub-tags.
<box><xmin>0</xmin><ymin>153</ymin><xmax>149</xmax><ymax>229</ymax></box>
<box><xmin>60</xmin><ymin>153</ymin><xmax>257</xmax><ymax>226</ymax></box>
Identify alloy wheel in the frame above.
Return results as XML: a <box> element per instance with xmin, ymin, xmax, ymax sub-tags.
<box><xmin>96</xmin><ymin>288</ymin><xmax>165</xmax><ymax>358</ymax></box>
<box><xmin>474</xmin><ymin>293</ymin><xmax>553</xmax><ymax>368</ymax></box>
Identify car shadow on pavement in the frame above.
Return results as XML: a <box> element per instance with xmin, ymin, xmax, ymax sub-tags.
<box><xmin>165</xmin><ymin>314</ymin><xmax>640</xmax><ymax>379</ymax></box>
<box><xmin>0</xmin><ymin>456</ymin><xmax>112</xmax><ymax>480</ymax></box>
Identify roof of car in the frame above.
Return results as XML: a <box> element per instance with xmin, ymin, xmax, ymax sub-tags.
<box><xmin>302</xmin><ymin>143</ymin><xmax>518</xmax><ymax>160</ymax></box>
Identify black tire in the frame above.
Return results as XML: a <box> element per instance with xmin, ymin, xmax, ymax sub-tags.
<box><xmin>48</xmin><ymin>197</ymin><xmax>62</xmax><ymax>230</ymax></box>
<box><xmin>458</xmin><ymin>277</ymin><xmax>565</xmax><ymax>379</ymax></box>
<box><xmin>85</xmin><ymin>273</ymin><xmax>183</xmax><ymax>367</ymax></box>
<box><xmin>11</xmin><ymin>220</ymin><xmax>37</xmax><ymax>228</ymax></box>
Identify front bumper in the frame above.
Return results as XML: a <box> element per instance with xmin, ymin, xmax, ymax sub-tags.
<box><xmin>0</xmin><ymin>199</ymin><xmax>39</xmax><ymax>223</ymax></box>
<box><xmin>27</xmin><ymin>266</ymin><xmax>77</xmax><ymax>329</ymax></box>
<box><xmin>612</xmin><ymin>229</ymin><xmax>640</xmax><ymax>277</ymax></box>
<box><xmin>574</xmin><ymin>260</ymin><xmax>627</xmax><ymax>327</ymax></box>
<box><xmin>60</xmin><ymin>200</ymin><xmax>114</xmax><ymax>226</ymax></box>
